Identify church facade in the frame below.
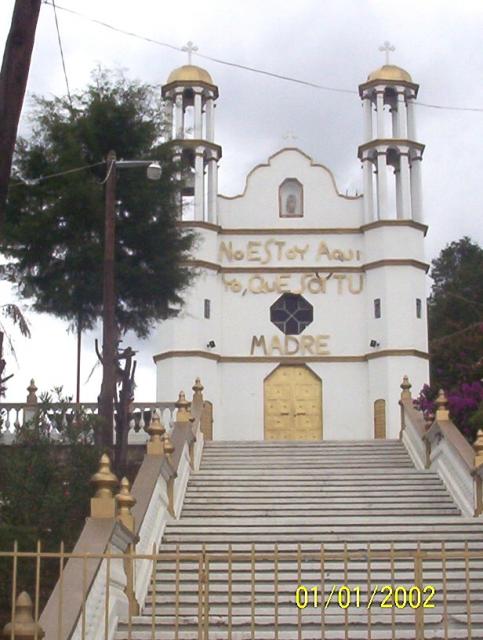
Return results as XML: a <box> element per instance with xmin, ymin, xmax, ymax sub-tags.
<box><xmin>154</xmin><ymin>59</ymin><xmax>429</xmax><ymax>440</ymax></box>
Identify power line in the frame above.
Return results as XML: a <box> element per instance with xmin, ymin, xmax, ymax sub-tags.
<box><xmin>41</xmin><ymin>0</ymin><xmax>483</xmax><ymax>113</ymax></box>
<box><xmin>51</xmin><ymin>0</ymin><xmax>72</xmax><ymax>107</ymax></box>
<box><xmin>10</xmin><ymin>161</ymin><xmax>105</xmax><ymax>188</ymax></box>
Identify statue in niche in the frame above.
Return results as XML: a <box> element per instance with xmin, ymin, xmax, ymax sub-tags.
<box><xmin>286</xmin><ymin>194</ymin><xmax>297</xmax><ymax>215</ymax></box>
<box><xmin>279</xmin><ymin>178</ymin><xmax>303</xmax><ymax>218</ymax></box>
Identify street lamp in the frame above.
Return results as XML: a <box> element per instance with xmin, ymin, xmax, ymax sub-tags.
<box><xmin>98</xmin><ymin>150</ymin><xmax>162</xmax><ymax>448</ymax></box>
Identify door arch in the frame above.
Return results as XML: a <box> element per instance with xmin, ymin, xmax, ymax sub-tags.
<box><xmin>264</xmin><ymin>365</ymin><xmax>322</xmax><ymax>440</ymax></box>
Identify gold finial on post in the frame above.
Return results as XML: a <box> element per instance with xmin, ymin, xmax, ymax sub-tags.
<box><xmin>400</xmin><ymin>375</ymin><xmax>412</xmax><ymax>400</ymax></box>
<box><xmin>146</xmin><ymin>410</ymin><xmax>166</xmax><ymax>456</ymax></box>
<box><xmin>474</xmin><ymin>430</ymin><xmax>483</xmax><ymax>468</ymax></box>
<box><xmin>116</xmin><ymin>477</ymin><xmax>136</xmax><ymax>533</ymax></box>
<box><xmin>435</xmin><ymin>389</ymin><xmax>450</xmax><ymax>422</ymax></box>
<box><xmin>26</xmin><ymin>379</ymin><xmax>38</xmax><ymax>405</ymax></box>
<box><xmin>90</xmin><ymin>454</ymin><xmax>118</xmax><ymax>518</ymax></box>
<box><xmin>2</xmin><ymin>591</ymin><xmax>45</xmax><ymax>639</ymax></box>
<box><xmin>192</xmin><ymin>377</ymin><xmax>204</xmax><ymax>398</ymax></box>
<box><xmin>175</xmin><ymin>390</ymin><xmax>192</xmax><ymax>423</ymax></box>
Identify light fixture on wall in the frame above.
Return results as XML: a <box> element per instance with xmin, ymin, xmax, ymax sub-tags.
<box><xmin>206</xmin><ymin>340</ymin><xmax>216</xmax><ymax>349</ymax></box>
<box><xmin>369</xmin><ymin>339</ymin><xmax>380</xmax><ymax>348</ymax></box>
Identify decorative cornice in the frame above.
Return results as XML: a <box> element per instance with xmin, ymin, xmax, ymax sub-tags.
<box><xmin>218</xmin><ymin>148</ymin><xmax>362</xmax><ymax>201</ymax></box>
<box><xmin>153</xmin><ymin>348</ymin><xmax>429</xmax><ymax>364</ymax></box>
<box><xmin>358</xmin><ymin>138</ymin><xmax>425</xmax><ymax>159</ymax></box>
<box><xmin>169</xmin><ymin>139</ymin><xmax>222</xmax><ymax>159</ymax></box>
<box><xmin>181</xmin><ymin>258</ymin><xmax>429</xmax><ymax>274</ymax></box>
<box><xmin>358</xmin><ymin>78</ymin><xmax>419</xmax><ymax>96</ymax></box>
<box><xmin>361</xmin><ymin>219</ymin><xmax>428</xmax><ymax>235</ymax></box>
<box><xmin>363</xmin><ymin>259</ymin><xmax>429</xmax><ymax>273</ymax></box>
<box><xmin>178</xmin><ymin>219</ymin><xmax>428</xmax><ymax>236</ymax></box>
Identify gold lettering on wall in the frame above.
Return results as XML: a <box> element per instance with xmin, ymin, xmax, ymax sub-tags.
<box><xmin>218</xmin><ymin>239</ymin><xmax>361</xmax><ymax>264</ymax></box>
<box><xmin>250</xmin><ymin>334</ymin><xmax>331</xmax><ymax>356</ymax></box>
<box><xmin>222</xmin><ymin>273</ymin><xmax>364</xmax><ymax>295</ymax></box>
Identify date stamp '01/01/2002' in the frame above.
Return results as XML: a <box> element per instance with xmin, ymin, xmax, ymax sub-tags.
<box><xmin>295</xmin><ymin>585</ymin><xmax>436</xmax><ymax>610</ymax></box>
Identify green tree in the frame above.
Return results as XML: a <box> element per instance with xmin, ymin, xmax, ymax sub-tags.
<box><xmin>428</xmin><ymin>236</ymin><xmax>483</xmax><ymax>389</ymax></box>
<box><xmin>1</xmin><ymin>69</ymin><xmax>195</xmax><ymax>450</ymax></box>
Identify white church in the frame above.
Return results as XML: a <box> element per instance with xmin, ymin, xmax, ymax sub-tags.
<box><xmin>154</xmin><ymin>48</ymin><xmax>429</xmax><ymax>441</ymax></box>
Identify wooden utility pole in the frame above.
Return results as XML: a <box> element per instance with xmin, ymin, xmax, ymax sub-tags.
<box><xmin>98</xmin><ymin>151</ymin><xmax>117</xmax><ymax>448</ymax></box>
<box><xmin>0</xmin><ymin>0</ymin><xmax>42</xmax><ymax>227</ymax></box>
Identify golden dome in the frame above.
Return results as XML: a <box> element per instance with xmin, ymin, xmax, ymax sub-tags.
<box><xmin>167</xmin><ymin>64</ymin><xmax>214</xmax><ymax>85</ymax></box>
<box><xmin>367</xmin><ymin>64</ymin><xmax>412</xmax><ymax>83</ymax></box>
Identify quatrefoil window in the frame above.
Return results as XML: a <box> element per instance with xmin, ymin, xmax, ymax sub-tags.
<box><xmin>270</xmin><ymin>293</ymin><xmax>313</xmax><ymax>335</ymax></box>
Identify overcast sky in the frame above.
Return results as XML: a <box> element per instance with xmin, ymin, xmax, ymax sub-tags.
<box><xmin>1</xmin><ymin>0</ymin><xmax>482</xmax><ymax>403</ymax></box>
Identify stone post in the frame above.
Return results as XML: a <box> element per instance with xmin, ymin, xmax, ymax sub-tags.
<box><xmin>2</xmin><ymin>591</ymin><xmax>44</xmax><ymax>639</ymax></box>
<box><xmin>90</xmin><ymin>454</ymin><xmax>118</xmax><ymax>518</ymax></box>
<box><xmin>146</xmin><ymin>410</ymin><xmax>165</xmax><ymax>456</ymax></box>
<box><xmin>435</xmin><ymin>389</ymin><xmax>450</xmax><ymax>422</ymax></box>
<box><xmin>24</xmin><ymin>379</ymin><xmax>38</xmax><ymax>424</ymax></box>
<box><xmin>473</xmin><ymin>430</ymin><xmax>483</xmax><ymax>516</ymax></box>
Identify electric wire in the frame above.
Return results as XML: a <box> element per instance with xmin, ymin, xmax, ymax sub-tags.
<box><xmin>41</xmin><ymin>0</ymin><xmax>483</xmax><ymax>113</ymax></box>
<box><xmin>9</xmin><ymin>161</ymin><xmax>105</xmax><ymax>188</ymax></box>
<box><xmin>51</xmin><ymin>0</ymin><xmax>73</xmax><ymax>107</ymax></box>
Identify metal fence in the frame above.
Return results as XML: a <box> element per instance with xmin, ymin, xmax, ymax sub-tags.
<box><xmin>1</xmin><ymin>542</ymin><xmax>481</xmax><ymax>640</ymax></box>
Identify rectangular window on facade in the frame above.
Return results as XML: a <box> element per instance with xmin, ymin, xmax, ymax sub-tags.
<box><xmin>374</xmin><ymin>298</ymin><xmax>381</xmax><ymax>319</ymax></box>
<box><xmin>416</xmin><ymin>298</ymin><xmax>422</xmax><ymax>318</ymax></box>
<box><xmin>204</xmin><ymin>299</ymin><xmax>211</xmax><ymax>319</ymax></box>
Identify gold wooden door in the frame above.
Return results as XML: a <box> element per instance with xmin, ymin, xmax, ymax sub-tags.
<box><xmin>264</xmin><ymin>366</ymin><xmax>322</xmax><ymax>440</ymax></box>
<box><xmin>374</xmin><ymin>399</ymin><xmax>386</xmax><ymax>439</ymax></box>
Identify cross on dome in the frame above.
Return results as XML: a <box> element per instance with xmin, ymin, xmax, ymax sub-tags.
<box><xmin>283</xmin><ymin>130</ymin><xmax>298</xmax><ymax>143</ymax></box>
<box><xmin>182</xmin><ymin>41</ymin><xmax>199</xmax><ymax>65</ymax></box>
<box><xmin>379</xmin><ymin>41</ymin><xmax>395</xmax><ymax>65</ymax></box>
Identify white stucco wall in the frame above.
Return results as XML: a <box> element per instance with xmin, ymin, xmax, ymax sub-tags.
<box><xmin>153</xmin><ymin>148</ymin><xmax>430</xmax><ymax>441</ymax></box>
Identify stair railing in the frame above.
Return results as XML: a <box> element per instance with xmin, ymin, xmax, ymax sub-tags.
<box><xmin>399</xmin><ymin>376</ymin><xmax>480</xmax><ymax>517</ymax></box>
<box><xmin>34</xmin><ymin>379</ymin><xmax>207</xmax><ymax>640</ymax></box>
<box><xmin>0</xmin><ymin>378</ymin><xmax>177</xmax><ymax>445</ymax></box>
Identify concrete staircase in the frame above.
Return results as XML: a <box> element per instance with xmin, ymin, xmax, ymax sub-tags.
<box><xmin>117</xmin><ymin>440</ymin><xmax>483</xmax><ymax>638</ymax></box>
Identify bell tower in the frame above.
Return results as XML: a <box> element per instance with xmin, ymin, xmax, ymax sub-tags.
<box><xmin>358</xmin><ymin>42</ymin><xmax>424</xmax><ymax>224</ymax></box>
<box><xmin>162</xmin><ymin>42</ymin><xmax>222</xmax><ymax>223</ymax></box>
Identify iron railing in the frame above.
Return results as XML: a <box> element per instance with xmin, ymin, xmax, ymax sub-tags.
<box><xmin>1</xmin><ymin>542</ymin><xmax>481</xmax><ymax>640</ymax></box>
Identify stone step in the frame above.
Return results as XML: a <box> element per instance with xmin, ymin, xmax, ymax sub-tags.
<box><xmin>160</xmin><ymin>540</ymin><xmax>483</xmax><ymax>553</ymax></box>
<box><xmin>164</xmin><ymin>533</ymin><xmax>483</xmax><ymax>545</ymax></box>
<box><xmin>182</xmin><ymin>495</ymin><xmax>456</xmax><ymax>505</ymax></box>
<box><xmin>185</xmin><ymin>482</ymin><xmax>445</xmax><ymax>492</ymax></box>
<box><xmin>166</xmin><ymin>515</ymin><xmax>478</xmax><ymax>527</ymax></box>
<box><xmin>182</xmin><ymin>496</ymin><xmax>457</xmax><ymax>505</ymax></box>
<box><xmin>115</xmin><ymin>612</ymin><xmax>483</xmax><ymax>639</ymax></box>
<box><xmin>187</xmin><ymin>474</ymin><xmax>444</xmax><ymax>482</ymax></box>
<box><xmin>180</xmin><ymin>509</ymin><xmax>461</xmax><ymax>518</ymax></box>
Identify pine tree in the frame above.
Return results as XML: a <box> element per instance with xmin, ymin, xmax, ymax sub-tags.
<box><xmin>428</xmin><ymin>236</ymin><xmax>483</xmax><ymax>389</ymax></box>
<box><xmin>2</xmin><ymin>69</ymin><xmax>196</xmax><ymax>450</ymax></box>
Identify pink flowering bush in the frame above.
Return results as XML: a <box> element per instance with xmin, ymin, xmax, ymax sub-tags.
<box><xmin>416</xmin><ymin>381</ymin><xmax>483</xmax><ymax>441</ymax></box>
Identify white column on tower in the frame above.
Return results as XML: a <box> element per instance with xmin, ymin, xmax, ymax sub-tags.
<box><xmin>396</xmin><ymin>92</ymin><xmax>408</xmax><ymax>138</ymax></box>
<box><xmin>205</xmin><ymin>95</ymin><xmax>215</xmax><ymax>142</ymax></box>
<box><xmin>207</xmin><ymin>154</ymin><xmax>218</xmax><ymax>224</ymax></box>
<box><xmin>399</xmin><ymin>153</ymin><xmax>412</xmax><ymax>219</ymax></box>
<box><xmin>164</xmin><ymin>95</ymin><xmax>173</xmax><ymax>140</ymax></box>
<box><xmin>363</xmin><ymin>96</ymin><xmax>373</xmax><ymax>142</ymax></box>
<box><xmin>193</xmin><ymin>88</ymin><xmax>203</xmax><ymax>139</ymax></box>
<box><xmin>362</xmin><ymin>155</ymin><xmax>374</xmax><ymax>223</ymax></box>
<box><xmin>194</xmin><ymin>148</ymin><xmax>205</xmax><ymax>221</ymax></box>
<box><xmin>173</xmin><ymin>147</ymin><xmax>183</xmax><ymax>217</ymax></box>
<box><xmin>411</xmin><ymin>156</ymin><xmax>423</xmax><ymax>222</ymax></box>
<box><xmin>391</xmin><ymin>107</ymin><xmax>398</xmax><ymax>138</ymax></box>
<box><xmin>376</xmin><ymin>150</ymin><xmax>388</xmax><ymax>219</ymax></box>
<box><xmin>376</xmin><ymin>91</ymin><xmax>385</xmax><ymax>138</ymax></box>
<box><xmin>407</xmin><ymin>98</ymin><xmax>416</xmax><ymax>140</ymax></box>
<box><xmin>175</xmin><ymin>91</ymin><xmax>184</xmax><ymax>139</ymax></box>
<box><xmin>395</xmin><ymin>168</ymin><xmax>402</xmax><ymax>218</ymax></box>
